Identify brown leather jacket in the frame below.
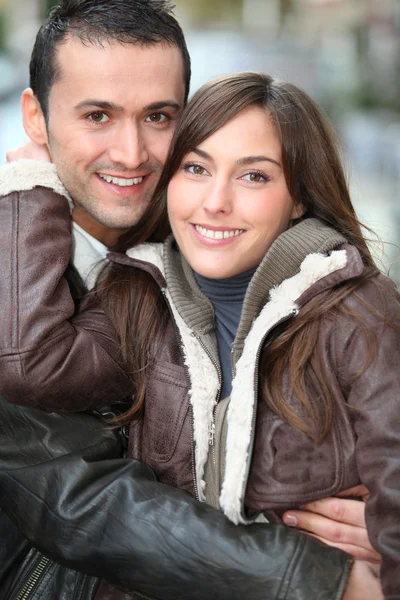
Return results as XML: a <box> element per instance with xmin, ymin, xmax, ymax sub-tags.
<box><xmin>115</xmin><ymin>238</ymin><xmax>400</xmax><ymax>600</ymax></box>
<box><xmin>1</xmin><ymin>163</ymin><xmax>400</xmax><ymax>598</ymax></box>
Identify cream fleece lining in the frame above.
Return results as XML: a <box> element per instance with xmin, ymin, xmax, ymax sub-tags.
<box><xmin>127</xmin><ymin>243</ymin><xmax>219</xmax><ymax>500</ymax></box>
<box><xmin>127</xmin><ymin>244</ymin><xmax>348</xmax><ymax>510</ymax></box>
<box><xmin>220</xmin><ymin>250</ymin><xmax>348</xmax><ymax>524</ymax></box>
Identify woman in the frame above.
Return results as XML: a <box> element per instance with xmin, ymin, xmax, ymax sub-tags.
<box><xmin>0</xmin><ymin>72</ymin><xmax>396</xmax><ymax>598</ymax></box>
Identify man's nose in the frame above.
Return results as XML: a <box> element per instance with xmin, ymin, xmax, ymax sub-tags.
<box><xmin>108</xmin><ymin>122</ymin><xmax>149</xmax><ymax>168</ymax></box>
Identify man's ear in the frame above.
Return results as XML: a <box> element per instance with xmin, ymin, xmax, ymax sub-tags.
<box><xmin>21</xmin><ymin>88</ymin><xmax>48</xmax><ymax>145</ymax></box>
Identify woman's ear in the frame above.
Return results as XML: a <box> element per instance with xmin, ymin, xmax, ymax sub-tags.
<box><xmin>21</xmin><ymin>88</ymin><xmax>49</xmax><ymax>146</ymax></box>
<box><xmin>290</xmin><ymin>201</ymin><xmax>306</xmax><ymax>221</ymax></box>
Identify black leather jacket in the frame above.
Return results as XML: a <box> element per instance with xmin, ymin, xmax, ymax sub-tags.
<box><xmin>0</xmin><ymin>397</ymin><xmax>352</xmax><ymax>600</ymax></box>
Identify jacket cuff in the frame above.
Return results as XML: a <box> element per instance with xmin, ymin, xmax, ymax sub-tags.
<box><xmin>0</xmin><ymin>159</ymin><xmax>72</xmax><ymax>210</ymax></box>
<box><xmin>285</xmin><ymin>535</ymin><xmax>353</xmax><ymax>600</ymax></box>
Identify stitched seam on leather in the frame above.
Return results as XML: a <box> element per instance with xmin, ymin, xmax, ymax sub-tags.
<box><xmin>3</xmin><ymin>436</ymin><xmax>118</xmax><ymax>471</ymax></box>
<box><xmin>276</xmin><ymin>535</ymin><xmax>305</xmax><ymax>599</ymax></box>
<box><xmin>12</xmin><ymin>192</ymin><xmax>19</xmax><ymax>350</ymax></box>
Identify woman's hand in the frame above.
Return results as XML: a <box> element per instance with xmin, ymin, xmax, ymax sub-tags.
<box><xmin>282</xmin><ymin>485</ymin><xmax>381</xmax><ymax>564</ymax></box>
<box><xmin>6</xmin><ymin>141</ymin><xmax>51</xmax><ymax>163</ymax></box>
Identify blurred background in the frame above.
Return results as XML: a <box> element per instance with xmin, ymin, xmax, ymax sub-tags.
<box><xmin>0</xmin><ymin>0</ymin><xmax>399</xmax><ymax>279</ymax></box>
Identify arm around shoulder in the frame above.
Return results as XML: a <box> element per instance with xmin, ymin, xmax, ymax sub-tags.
<box><xmin>0</xmin><ymin>160</ymin><xmax>133</xmax><ymax>411</ymax></box>
<box><xmin>0</xmin><ymin>398</ymin><xmax>352</xmax><ymax>600</ymax></box>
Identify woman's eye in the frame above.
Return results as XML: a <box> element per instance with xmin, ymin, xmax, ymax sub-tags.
<box><xmin>186</xmin><ymin>164</ymin><xmax>207</xmax><ymax>176</ymax></box>
<box><xmin>242</xmin><ymin>172</ymin><xmax>267</xmax><ymax>183</ymax></box>
<box><xmin>88</xmin><ymin>112</ymin><xmax>109</xmax><ymax>124</ymax></box>
<box><xmin>146</xmin><ymin>112</ymin><xmax>168</xmax><ymax>123</ymax></box>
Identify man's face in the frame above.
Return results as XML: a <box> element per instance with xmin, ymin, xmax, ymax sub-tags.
<box><xmin>45</xmin><ymin>37</ymin><xmax>185</xmax><ymax>241</ymax></box>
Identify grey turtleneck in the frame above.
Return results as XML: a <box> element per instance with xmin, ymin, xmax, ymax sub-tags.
<box><xmin>163</xmin><ymin>217</ymin><xmax>347</xmax><ymax>402</ymax></box>
<box><xmin>194</xmin><ymin>268</ymin><xmax>257</xmax><ymax>399</ymax></box>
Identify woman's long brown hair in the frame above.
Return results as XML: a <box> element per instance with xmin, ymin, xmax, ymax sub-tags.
<box><xmin>97</xmin><ymin>72</ymin><xmax>382</xmax><ymax>437</ymax></box>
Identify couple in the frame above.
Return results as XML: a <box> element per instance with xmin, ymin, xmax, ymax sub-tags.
<box><xmin>0</xmin><ymin>0</ymin><xmax>397</xmax><ymax>599</ymax></box>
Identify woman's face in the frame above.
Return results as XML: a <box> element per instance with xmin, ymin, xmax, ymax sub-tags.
<box><xmin>167</xmin><ymin>105</ymin><xmax>302</xmax><ymax>279</ymax></box>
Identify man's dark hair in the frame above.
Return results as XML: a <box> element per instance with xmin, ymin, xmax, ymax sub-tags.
<box><xmin>30</xmin><ymin>0</ymin><xmax>191</xmax><ymax>120</ymax></box>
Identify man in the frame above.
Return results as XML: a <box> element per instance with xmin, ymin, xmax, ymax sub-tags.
<box><xmin>0</xmin><ymin>1</ymin><xmax>379</xmax><ymax>599</ymax></box>
<box><xmin>10</xmin><ymin>0</ymin><xmax>189</xmax><ymax>288</ymax></box>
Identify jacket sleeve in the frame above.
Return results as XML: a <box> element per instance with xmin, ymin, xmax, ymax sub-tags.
<box><xmin>0</xmin><ymin>398</ymin><xmax>352</xmax><ymax>600</ymax></box>
<box><xmin>335</xmin><ymin>275</ymin><xmax>400</xmax><ymax>599</ymax></box>
<box><xmin>0</xmin><ymin>160</ymin><xmax>134</xmax><ymax>411</ymax></box>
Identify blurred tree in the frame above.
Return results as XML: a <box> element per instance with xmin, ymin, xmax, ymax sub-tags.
<box><xmin>45</xmin><ymin>0</ymin><xmax>58</xmax><ymax>16</ymax></box>
<box><xmin>279</xmin><ymin>0</ymin><xmax>295</xmax><ymax>29</ymax></box>
<box><xmin>178</xmin><ymin>0</ymin><xmax>243</xmax><ymax>28</ymax></box>
<box><xmin>0</xmin><ymin>9</ymin><xmax>5</xmax><ymax>50</ymax></box>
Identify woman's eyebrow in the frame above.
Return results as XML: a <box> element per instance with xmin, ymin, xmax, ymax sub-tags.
<box><xmin>191</xmin><ymin>148</ymin><xmax>281</xmax><ymax>168</ymax></box>
<box><xmin>192</xmin><ymin>148</ymin><xmax>212</xmax><ymax>160</ymax></box>
<box><xmin>236</xmin><ymin>155</ymin><xmax>281</xmax><ymax>167</ymax></box>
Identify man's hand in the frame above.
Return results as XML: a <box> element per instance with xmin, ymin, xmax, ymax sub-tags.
<box><xmin>282</xmin><ymin>485</ymin><xmax>381</xmax><ymax>564</ymax></box>
<box><xmin>6</xmin><ymin>141</ymin><xmax>51</xmax><ymax>163</ymax></box>
<box><xmin>342</xmin><ymin>561</ymin><xmax>383</xmax><ymax>600</ymax></box>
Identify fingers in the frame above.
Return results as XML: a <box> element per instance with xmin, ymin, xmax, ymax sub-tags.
<box><xmin>305</xmin><ymin>532</ymin><xmax>381</xmax><ymax>564</ymax></box>
<box><xmin>6</xmin><ymin>148</ymin><xmax>20</xmax><ymax>162</ymax></box>
<box><xmin>6</xmin><ymin>141</ymin><xmax>51</xmax><ymax>163</ymax></box>
<box><xmin>282</xmin><ymin>498</ymin><xmax>382</xmax><ymax>563</ymax></box>
<box><xmin>302</xmin><ymin>496</ymin><xmax>366</xmax><ymax>528</ymax></box>
<box><xmin>283</xmin><ymin>507</ymin><xmax>365</xmax><ymax>545</ymax></box>
<box><xmin>337</xmin><ymin>484</ymin><xmax>370</xmax><ymax>500</ymax></box>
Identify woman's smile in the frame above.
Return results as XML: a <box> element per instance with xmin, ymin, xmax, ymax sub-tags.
<box><xmin>168</xmin><ymin>105</ymin><xmax>302</xmax><ymax>279</ymax></box>
<box><xmin>191</xmin><ymin>223</ymin><xmax>246</xmax><ymax>244</ymax></box>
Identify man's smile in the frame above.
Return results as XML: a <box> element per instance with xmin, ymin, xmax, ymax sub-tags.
<box><xmin>98</xmin><ymin>173</ymin><xmax>145</xmax><ymax>187</ymax></box>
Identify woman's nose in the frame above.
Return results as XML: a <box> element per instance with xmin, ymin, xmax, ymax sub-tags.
<box><xmin>202</xmin><ymin>181</ymin><xmax>232</xmax><ymax>215</ymax></box>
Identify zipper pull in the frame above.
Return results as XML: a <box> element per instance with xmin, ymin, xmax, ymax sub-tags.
<box><xmin>208</xmin><ymin>421</ymin><xmax>216</xmax><ymax>446</ymax></box>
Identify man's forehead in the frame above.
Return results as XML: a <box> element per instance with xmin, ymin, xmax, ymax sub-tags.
<box><xmin>50</xmin><ymin>37</ymin><xmax>186</xmax><ymax>108</ymax></box>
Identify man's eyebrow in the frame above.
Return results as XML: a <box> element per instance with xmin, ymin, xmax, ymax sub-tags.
<box><xmin>74</xmin><ymin>100</ymin><xmax>182</xmax><ymax>113</ymax></box>
<box><xmin>191</xmin><ymin>149</ymin><xmax>281</xmax><ymax>168</ymax></box>
<box><xmin>144</xmin><ymin>100</ymin><xmax>182</xmax><ymax>111</ymax></box>
<box><xmin>237</xmin><ymin>155</ymin><xmax>281</xmax><ymax>167</ymax></box>
<box><xmin>74</xmin><ymin>100</ymin><xmax>124</xmax><ymax>112</ymax></box>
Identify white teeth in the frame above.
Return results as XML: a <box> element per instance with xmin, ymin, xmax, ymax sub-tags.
<box><xmin>194</xmin><ymin>225</ymin><xmax>244</xmax><ymax>239</ymax></box>
<box><xmin>99</xmin><ymin>174</ymin><xmax>144</xmax><ymax>186</ymax></box>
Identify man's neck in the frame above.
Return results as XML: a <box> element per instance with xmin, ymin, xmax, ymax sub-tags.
<box><xmin>72</xmin><ymin>206</ymin><xmax>128</xmax><ymax>249</ymax></box>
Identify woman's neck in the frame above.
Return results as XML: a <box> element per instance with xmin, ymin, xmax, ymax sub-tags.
<box><xmin>194</xmin><ymin>267</ymin><xmax>257</xmax><ymax>399</ymax></box>
<box><xmin>194</xmin><ymin>267</ymin><xmax>257</xmax><ymax>304</ymax></box>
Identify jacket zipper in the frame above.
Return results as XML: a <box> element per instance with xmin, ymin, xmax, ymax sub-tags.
<box><xmin>239</xmin><ymin>308</ymin><xmax>299</xmax><ymax>521</ymax></box>
<box><xmin>195</xmin><ymin>336</ymin><xmax>222</xmax><ymax>474</ymax></box>
<box><xmin>14</xmin><ymin>555</ymin><xmax>51</xmax><ymax>600</ymax></box>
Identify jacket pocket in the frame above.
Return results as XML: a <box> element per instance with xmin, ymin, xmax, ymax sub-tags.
<box><xmin>245</xmin><ymin>401</ymin><xmax>346</xmax><ymax>510</ymax></box>
<box><xmin>128</xmin><ymin>361</ymin><xmax>194</xmax><ymax>494</ymax></box>
<box><xmin>141</xmin><ymin>361</ymin><xmax>189</xmax><ymax>463</ymax></box>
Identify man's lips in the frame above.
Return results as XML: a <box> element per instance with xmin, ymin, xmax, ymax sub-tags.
<box><xmin>98</xmin><ymin>173</ymin><xmax>146</xmax><ymax>187</ymax></box>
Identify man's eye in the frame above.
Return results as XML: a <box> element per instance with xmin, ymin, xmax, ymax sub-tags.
<box><xmin>145</xmin><ymin>112</ymin><xmax>168</xmax><ymax>123</ymax></box>
<box><xmin>88</xmin><ymin>112</ymin><xmax>109</xmax><ymax>124</ymax></box>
